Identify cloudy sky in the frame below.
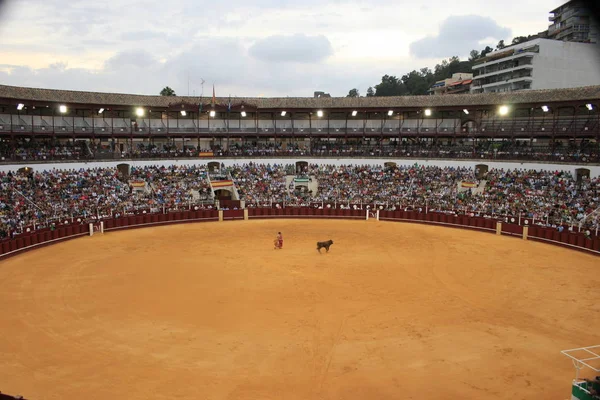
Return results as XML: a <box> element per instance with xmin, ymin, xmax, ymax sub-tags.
<box><xmin>0</xmin><ymin>0</ymin><xmax>565</xmax><ymax>97</ymax></box>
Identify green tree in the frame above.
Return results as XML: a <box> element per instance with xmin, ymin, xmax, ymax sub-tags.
<box><xmin>480</xmin><ymin>46</ymin><xmax>494</xmax><ymax>58</ymax></box>
<box><xmin>366</xmin><ymin>86</ymin><xmax>375</xmax><ymax>97</ymax></box>
<box><xmin>496</xmin><ymin>40</ymin><xmax>506</xmax><ymax>50</ymax></box>
<box><xmin>511</xmin><ymin>35</ymin><xmax>536</xmax><ymax>45</ymax></box>
<box><xmin>160</xmin><ymin>86</ymin><xmax>176</xmax><ymax>96</ymax></box>
<box><xmin>374</xmin><ymin>75</ymin><xmax>406</xmax><ymax>96</ymax></box>
<box><xmin>469</xmin><ymin>50</ymin><xmax>480</xmax><ymax>62</ymax></box>
<box><xmin>347</xmin><ymin>88</ymin><xmax>360</xmax><ymax>97</ymax></box>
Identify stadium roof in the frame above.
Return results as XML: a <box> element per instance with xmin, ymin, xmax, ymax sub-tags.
<box><xmin>1</xmin><ymin>84</ymin><xmax>599</xmax><ymax>110</ymax></box>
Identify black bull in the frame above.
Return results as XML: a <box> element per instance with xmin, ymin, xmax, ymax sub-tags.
<box><xmin>316</xmin><ymin>240</ymin><xmax>334</xmax><ymax>253</ymax></box>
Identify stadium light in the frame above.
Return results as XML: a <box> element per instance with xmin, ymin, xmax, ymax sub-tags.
<box><xmin>317</xmin><ymin>110</ymin><xmax>324</xmax><ymax>117</ymax></box>
<box><xmin>59</xmin><ymin>105</ymin><xmax>67</xmax><ymax>114</ymax></box>
<box><xmin>387</xmin><ymin>110</ymin><xmax>393</xmax><ymax>116</ymax></box>
<box><xmin>135</xmin><ymin>107</ymin><xmax>144</xmax><ymax>117</ymax></box>
<box><xmin>181</xmin><ymin>111</ymin><xmax>186</xmax><ymax>116</ymax></box>
<box><xmin>98</xmin><ymin>108</ymin><xmax>104</xmax><ymax>114</ymax></box>
<box><xmin>209</xmin><ymin>110</ymin><xmax>216</xmax><ymax>117</ymax></box>
<box><xmin>351</xmin><ymin>110</ymin><xmax>358</xmax><ymax>117</ymax></box>
<box><xmin>241</xmin><ymin>111</ymin><xmax>247</xmax><ymax>117</ymax></box>
<box><xmin>17</xmin><ymin>103</ymin><xmax>24</xmax><ymax>111</ymax></box>
<box><xmin>498</xmin><ymin>105</ymin><xmax>509</xmax><ymax>116</ymax></box>
<box><xmin>541</xmin><ymin>105</ymin><xmax>549</xmax><ymax>112</ymax></box>
<box><xmin>281</xmin><ymin>111</ymin><xmax>287</xmax><ymax>117</ymax></box>
<box><xmin>463</xmin><ymin>109</ymin><xmax>469</xmax><ymax>115</ymax></box>
<box><xmin>586</xmin><ymin>103</ymin><xmax>593</xmax><ymax>111</ymax></box>
<box><xmin>424</xmin><ymin>109</ymin><xmax>432</xmax><ymax>117</ymax></box>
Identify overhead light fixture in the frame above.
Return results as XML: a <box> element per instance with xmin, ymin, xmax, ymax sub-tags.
<box><xmin>181</xmin><ymin>111</ymin><xmax>187</xmax><ymax>116</ymax></box>
<box><xmin>387</xmin><ymin>110</ymin><xmax>393</xmax><ymax>116</ymax></box>
<box><xmin>59</xmin><ymin>105</ymin><xmax>67</xmax><ymax>113</ymax></box>
<box><xmin>209</xmin><ymin>110</ymin><xmax>216</xmax><ymax>117</ymax></box>
<box><xmin>463</xmin><ymin>109</ymin><xmax>469</xmax><ymax>115</ymax></box>
<box><xmin>541</xmin><ymin>105</ymin><xmax>549</xmax><ymax>112</ymax></box>
<box><xmin>135</xmin><ymin>107</ymin><xmax>144</xmax><ymax>117</ymax></box>
<box><xmin>241</xmin><ymin>111</ymin><xmax>247</xmax><ymax>117</ymax></box>
<box><xmin>424</xmin><ymin>109</ymin><xmax>432</xmax><ymax>117</ymax></box>
<box><xmin>98</xmin><ymin>108</ymin><xmax>105</xmax><ymax>114</ymax></box>
<box><xmin>586</xmin><ymin>103</ymin><xmax>593</xmax><ymax>111</ymax></box>
<box><xmin>351</xmin><ymin>110</ymin><xmax>358</xmax><ymax>117</ymax></box>
<box><xmin>498</xmin><ymin>105</ymin><xmax>509</xmax><ymax>116</ymax></box>
<box><xmin>17</xmin><ymin>103</ymin><xmax>24</xmax><ymax>111</ymax></box>
<box><xmin>281</xmin><ymin>111</ymin><xmax>286</xmax><ymax>117</ymax></box>
<box><xmin>316</xmin><ymin>110</ymin><xmax>324</xmax><ymax>117</ymax></box>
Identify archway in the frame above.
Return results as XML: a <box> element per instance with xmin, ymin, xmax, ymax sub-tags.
<box><xmin>295</xmin><ymin>161</ymin><xmax>308</xmax><ymax>175</ymax></box>
<box><xmin>214</xmin><ymin>189</ymin><xmax>233</xmax><ymax>200</ymax></box>
<box><xmin>208</xmin><ymin>162</ymin><xmax>221</xmax><ymax>172</ymax></box>
<box><xmin>17</xmin><ymin>166</ymin><xmax>34</xmax><ymax>175</ymax></box>
<box><xmin>475</xmin><ymin>164</ymin><xmax>489</xmax><ymax>179</ymax></box>
<box><xmin>575</xmin><ymin>168</ymin><xmax>590</xmax><ymax>182</ymax></box>
<box><xmin>117</xmin><ymin>163</ymin><xmax>130</xmax><ymax>178</ymax></box>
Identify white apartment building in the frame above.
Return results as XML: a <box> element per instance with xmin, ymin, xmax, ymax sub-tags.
<box><xmin>471</xmin><ymin>38</ymin><xmax>600</xmax><ymax>93</ymax></box>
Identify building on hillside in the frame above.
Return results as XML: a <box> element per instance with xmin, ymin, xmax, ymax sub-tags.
<box><xmin>547</xmin><ymin>0</ymin><xmax>599</xmax><ymax>44</ymax></box>
<box><xmin>470</xmin><ymin>38</ymin><xmax>600</xmax><ymax>93</ymax></box>
<box><xmin>428</xmin><ymin>73</ymin><xmax>473</xmax><ymax>95</ymax></box>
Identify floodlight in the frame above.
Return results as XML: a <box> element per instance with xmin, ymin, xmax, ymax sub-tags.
<box><xmin>281</xmin><ymin>111</ymin><xmax>286</xmax><ymax>117</ymax></box>
<box><xmin>424</xmin><ymin>109</ymin><xmax>432</xmax><ymax>117</ymax></box>
<box><xmin>541</xmin><ymin>105</ymin><xmax>549</xmax><ymax>112</ymax></box>
<box><xmin>241</xmin><ymin>111</ymin><xmax>247</xmax><ymax>117</ymax></box>
<box><xmin>463</xmin><ymin>109</ymin><xmax>469</xmax><ymax>115</ymax></box>
<box><xmin>181</xmin><ymin>111</ymin><xmax>186</xmax><ymax>116</ymax></box>
<box><xmin>17</xmin><ymin>103</ymin><xmax>24</xmax><ymax>111</ymax></box>
<box><xmin>59</xmin><ymin>105</ymin><xmax>67</xmax><ymax>113</ymax></box>
<box><xmin>135</xmin><ymin>107</ymin><xmax>144</xmax><ymax>117</ymax></box>
<box><xmin>316</xmin><ymin>110</ymin><xmax>324</xmax><ymax>117</ymax></box>
<box><xmin>351</xmin><ymin>110</ymin><xmax>358</xmax><ymax>117</ymax></box>
<box><xmin>209</xmin><ymin>110</ymin><xmax>216</xmax><ymax>117</ymax></box>
<box><xmin>98</xmin><ymin>108</ymin><xmax>105</xmax><ymax>114</ymax></box>
<box><xmin>586</xmin><ymin>103</ymin><xmax>593</xmax><ymax>111</ymax></box>
<box><xmin>387</xmin><ymin>110</ymin><xmax>393</xmax><ymax>116</ymax></box>
<box><xmin>498</xmin><ymin>105</ymin><xmax>509</xmax><ymax>116</ymax></box>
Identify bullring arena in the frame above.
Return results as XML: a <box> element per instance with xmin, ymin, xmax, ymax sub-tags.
<box><xmin>0</xmin><ymin>218</ymin><xmax>597</xmax><ymax>400</ymax></box>
<box><xmin>0</xmin><ymin>85</ymin><xmax>600</xmax><ymax>399</ymax></box>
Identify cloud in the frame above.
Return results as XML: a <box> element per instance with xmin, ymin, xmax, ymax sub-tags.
<box><xmin>409</xmin><ymin>15</ymin><xmax>511</xmax><ymax>58</ymax></box>
<box><xmin>120</xmin><ymin>30</ymin><xmax>170</xmax><ymax>41</ymax></box>
<box><xmin>249</xmin><ymin>34</ymin><xmax>333</xmax><ymax>63</ymax></box>
<box><xmin>0</xmin><ymin>36</ymin><xmax>374</xmax><ymax>97</ymax></box>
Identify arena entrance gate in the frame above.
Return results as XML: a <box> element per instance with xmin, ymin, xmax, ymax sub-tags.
<box><xmin>475</xmin><ymin>164</ymin><xmax>489</xmax><ymax>179</ymax></box>
<box><xmin>575</xmin><ymin>168</ymin><xmax>590</xmax><ymax>183</ymax></box>
<box><xmin>214</xmin><ymin>189</ymin><xmax>232</xmax><ymax>200</ymax></box>
<box><xmin>295</xmin><ymin>161</ymin><xmax>308</xmax><ymax>174</ymax></box>
<box><xmin>208</xmin><ymin>162</ymin><xmax>221</xmax><ymax>172</ymax></box>
<box><xmin>117</xmin><ymin>163</ymin><xmax>130</xmax><ymax>179</ymax></box>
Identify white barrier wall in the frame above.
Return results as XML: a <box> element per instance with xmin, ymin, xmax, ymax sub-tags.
<box><xmin>1</xmin><ymin>158</ymin><xmax>599</xmax><ymax>177</ymax></box>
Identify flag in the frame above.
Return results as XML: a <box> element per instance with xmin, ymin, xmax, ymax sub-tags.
<box><xmin>212</xmin><ymin>85</ymin><xmax>216</xmax><ymax>105</ymax></box>
<box><xmin>227</xmin><ymin>95</ymin><xmax>231</xmax><ymax>112</ymax></box>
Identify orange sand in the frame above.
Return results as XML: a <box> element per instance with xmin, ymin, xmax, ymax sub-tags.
<box><xmin>0</xmin><ymin>219</ymin><xmax>598</xmax><ymax>400</ymax></box>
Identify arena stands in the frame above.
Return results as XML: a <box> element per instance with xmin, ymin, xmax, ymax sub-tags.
<box><xmin>1</xmin><ymin>163</ymin><xmax>598</xmax><ymax>241</ymax></box>
<box><xmin>0</xmin><ymin>139</ymin><xmax>598</xmax><ymax>164</ymax></box>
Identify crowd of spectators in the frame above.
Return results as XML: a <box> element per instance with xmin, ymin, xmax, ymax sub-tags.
<box><xmin>1</xmin><ymin>139</ymin><xmax>598</xmax><ymax>164</ymax></box>
<box><xmin>0</xmin><ymin>140</ymin><xmax>91</xmax><ymax>162</ymax></box>
<box><xmin>0</xmin><ymin>162</ymin><xmax>598</xmax><ymax>239</ymax></box>
<box><xmin>0</xmin><ymin>165</ymin><xmax>213</xmax><ymax>239</ymax></box>
<box><xmin>227</xmin><ymin>163</ymin><xmax>600</xmax><ymax>233</ymax></box>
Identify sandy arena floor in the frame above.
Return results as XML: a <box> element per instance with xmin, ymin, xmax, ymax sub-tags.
<box><xmin>0</xmin><ymin>219</ymin><xmax>598</xmax><ymax>400</ymax></box>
